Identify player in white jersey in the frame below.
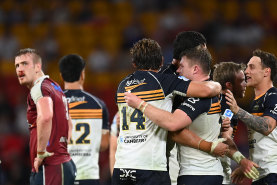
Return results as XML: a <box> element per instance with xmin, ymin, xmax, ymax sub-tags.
<box><xmin>113</xmin><ymin>38</ymin><xmax>225</xmax><ymax>185</ymax></box>
<box><xmin>59</xmin><ymin>54</ymin><xmax>109</xmax><ymax>185</ymax></box>
<box><xmin>226</xmin><ymin>49</ymin><xmax>277</xmax><ymax>185</ymax></box>
<box><xmin>160</xmin><ymin>31</ymin><xmax>208</xmax><ymax>185</ymax></box>
<box><xmin>213</xmin><ymin>61</ymin><xmax>259</xmax><ymax>184</ymax></box>
<box><xmin>124</xmin><ymin>47</ymin><xmax>231</xmax><ymax>185</ymax></box>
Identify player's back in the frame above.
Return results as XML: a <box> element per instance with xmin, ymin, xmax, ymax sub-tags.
<box><xmin>115</xmin><ymin>70</ymin><xmax>190</xmax><ymax>171</ymax></box>
<box><xmin>65</xmin><ymin>89</ymin><xmax>109</xmax><ymax>180</ymax></box>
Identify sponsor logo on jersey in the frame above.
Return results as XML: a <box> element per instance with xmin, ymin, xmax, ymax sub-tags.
<box><xmin>270</xmin><ymin>104</ymin><xmax>277</xmax><ymax>115</ymax></box>
<box><xmin>119</xmin><ymin>135</ymin><xmax>148</xmax><ymax>144</ymax></box>
<box><xmin>51</xmin><ymin>82</ymin><xmax>63</xmax><ymax>92</ymax></box>
<box><xmin>187</xmin><ymin>98</ymin><xmax>200</xmax><ymax>104</ymax></box>
<box><xmin>126</xmin><ymin>78</ymin><xmax>146</xmax><ymax>86</ymax></box>
<box><xmin>125</xmin><ymin>78</ymin><xmax>147</xmax><ymax>92</ymax></box>
<box><xmin>120</xmin><ymin>169</ymin><xmax>136</xmax><ymax>181</ymax></box>
<box><xmin>181</xmin><ymin>102</ymin><xmax>195</xmax><ymax>111</ymax></box>
<box><xmin>66</xmin><ymin>96</ymin><xmax>86</xmax><ymax>103</ymax></box>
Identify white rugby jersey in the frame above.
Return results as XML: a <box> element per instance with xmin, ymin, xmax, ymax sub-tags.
<box><xmin>248</xmin><ymin>87</ymin><xmax>277</xmax><ymax>180</ymax></box>
<box><xmin>115</xmin><ymin>71</ymin><xmax>191</xmax><ymax>171</ymax></box>
<box><xmin>64</xmin><ymin>89</ymin><xmax>109</xmax><ymax>180</ymax></box>
<box><xmin>177</xmin><ymin>97</ymin><xmax>223</xmax><ymax>176</ymax></box>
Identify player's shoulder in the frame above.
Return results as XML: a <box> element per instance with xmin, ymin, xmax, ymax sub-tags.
<box><xmin>267</xmin><ymin>87</ymin><xmax>277</xmax><ymax>95</ymax></box>
<box><xmin>30</xmin><ymin>75</ymin><xmax>52</xmax><ymax>104</ymax></box>
<box><xmin>117</xmin><ymin>71</ymin><xmax>165</xmax><ymax>93</ymax></box>
<box><xmin>66</xmin><ymin>89</ymin><xmax>105</xmax><ymax>109</ymax></box>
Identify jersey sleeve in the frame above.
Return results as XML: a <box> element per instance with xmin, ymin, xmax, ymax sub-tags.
<box><xmin>99</xmin><ymin>99</ymin><xmax>109</xmax><ymax>130</ymax></box>
<box><xmin>263</xmin><ymin>92</ymin><xmax>277</xmax><ymax>120</ymax></box>
<box><xmin>177</xmin><ymin>97</ymin><xmax>211</xmax><ymax>121</ymax></box>
<box><xmin>160</xmin><ymin>73</ymin><xmax>192</xmax><ymax>97</ymax></box>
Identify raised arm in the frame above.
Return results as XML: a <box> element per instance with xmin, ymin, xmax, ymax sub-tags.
<box><xmin>187</xmin><ymin>81</ymin><xmax>221</xmax><ymax>98</ymax></box>
<box><xmin>225</xmin><ymin>90</ymin><xmax>276</xmax><ymax>136</ymax></box>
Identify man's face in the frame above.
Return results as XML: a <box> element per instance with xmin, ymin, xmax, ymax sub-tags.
<box><xmin>244</xmin><ymin>56</ymin><xmax>267</xmax><ymax>88</ymax></box>
<box><xmin>176</xmin><ymin>56</ymin><xmax>194</xmax><ymax>80</ymax></box>
<box><xmin>232</xmin><ymin>70</ymin><xmax>247</xmax><ymax>98</ymax></box>
<box><xmin>15</xmin><ymin>54</ymin><xmax>38</xmax><ymax>87</ymax></box>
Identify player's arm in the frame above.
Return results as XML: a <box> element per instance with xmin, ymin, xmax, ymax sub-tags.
<box><xmin>109</xmin><ymin>113</ymin><xmax>119</xmax><ymax>175</ymax></box>
<box><xmin>34</xmin><ymin>96</ymin><xmax>54</xmax><ymax>172</ymax></box>
<box><xmin>109</xmin><ymin>134</ymin><xmax>117</xmax><ymax>175</ymax></box>
<box><xmin>67</xmin><ymin>117</ymin><xmax>73</xmax><ymax>143</ymax></box>
<box><xmin>125</xmin><ymin>91</ymin><xmax>191</xmax><ymax>131</ymax></box>
<box><xmin>100</xmin><ymin>130</ymin><xmax>109</xmax><ymax>152</ymax></box>
<box><xmin>36</xmin><ymin>96</ymin><xmax>53</xmax><ymax>154</ymax></box>
<box><xmin>187</xmin><ymin>81</ymin><xmax>221</xmax><ymax>98</ymax></box>
<box><xmin>221</xmin><ymin>118</ymin><xmax>260</xmax><ymax>180</ymax></box>
<box><xmin>226</xmin><ymin>90</ymin><xmax>277</xmax><ymax>135</ymax></box>
<box><xmin>169</xmin><ymin>128</ymin><xmax>229</xmax><ymax>157</ymax></box>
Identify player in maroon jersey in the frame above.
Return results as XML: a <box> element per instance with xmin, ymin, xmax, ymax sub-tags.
<box><xmin>14</xmin><ymin>48</ymin><xmax>76</xmax><ymax>185</ymax></box>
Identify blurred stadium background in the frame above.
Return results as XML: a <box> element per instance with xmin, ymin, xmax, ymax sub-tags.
<box><xmin>0</xmin><ymin>0</ymin><xmax>276</xmax><ymax>184</ymax></box>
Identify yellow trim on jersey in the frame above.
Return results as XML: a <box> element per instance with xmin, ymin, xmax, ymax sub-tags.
<box><xmin>254</xmin><ymin>92</ymin><xmax>266</xmax><ymax>100</ymax></box>
<box><xmin>69</xmin><ymin>101</ymin><xmax>87</xmax><ymax>109</ymax></box>
<box><xmin>208</xmin><ymin>101</ymin><xmax>221</xmax><ymax>114</ymax></box>
<box><xmin>125</xmin><ymin>83</ymin><xmax>147</xmax><ymax>92</ymax></box>
<box><xmin>70</xmin><ymin>109</ymin><xmax>102</xmax><ymax>119</ymax></box>
<box><xmin>252</xmin><ymin>113</ymin><xmax>263</xmax><ymax>116</ymax></box>
<box><xmin>117</xmin><ymin>89</ymin><xmax>164</xmax><ymax>103</ymax></box>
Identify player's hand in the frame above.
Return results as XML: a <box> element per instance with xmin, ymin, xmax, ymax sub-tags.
<box><xmin>240</xmin><ymin>158</ymin><xmax>259</xmax><ymax>180</ymax></box>
<box><xmin>221</xmin><ymin>117</ymin><xmax>231</xmax><ymax>132</ymax></box>
<box><xmin>124</xmin><ymin>92</ymin><xmax>143</xmax><ymax>109</ymax></box>
<box><xmin>34</xmin><ymin>151</ymin><xmax>54</xmax><ymax>173</ymax></box>
<box><xmin>225</xmin><ymin>90</ymin><xmax>240</xmax><ymax>114</ymax></box>
<box><xmin>210</xmin><ymin>138</ymin><xmax>229</xmax><ymax>157</ymax></box>
<box><xmin>231</xmin><ymin>167</ymin><xmax>246</xmax><ymax>184</ymax></box>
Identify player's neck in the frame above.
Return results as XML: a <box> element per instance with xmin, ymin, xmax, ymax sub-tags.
<box><xmin>28</xmin><ymin>71</ymin><xmax>45</xmax><ymax>89</ymax></box>
<box><xmin>64</xmin><ymin>81</ymin><xmax>83</xmax><ymax>90</ymax></box>
<box><xmin>254</xmin><ymin>81</ymin><xmax>273</xmax><ymax>97</ymax></box>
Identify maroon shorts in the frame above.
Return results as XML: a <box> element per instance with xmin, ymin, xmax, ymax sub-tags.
<box><xmin>30</xmin><ymin>160</ymin><xmax>76</xmax><ymax>185</ymax></box>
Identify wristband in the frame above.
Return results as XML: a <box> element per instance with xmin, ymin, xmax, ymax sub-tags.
<box><xmin>232</xmin><ymin>151</ymin><xmax>245</xmax><ymax>164</ymax></box>
<box><xmin>138</xmin><ymin>101</ymin><xmax>145</xmax><ymax>110</ymax></box>
<box><xmin>197</xmin><ymin>139</ymin><xmax>204</xmax><ymax>150</ymax></box>
<box><xmin>37</xmin><ymin>151</ymin><xmax>53</xmax><ymax>159</ymax></box>
<box><xmin>142</xmin><ymin>103</ymin><xmax>148</xmax><ymax>114</ymax></box>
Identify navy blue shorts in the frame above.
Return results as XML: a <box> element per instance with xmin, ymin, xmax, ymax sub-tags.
<box><xmin>252</xmin><ymin>173</ymin><xmax>277</xmax><ymax>185</ymax></box>
<box><xmin>30</xmin><ymin>159</ymin><xmax>76</xmax><ymax>185</ymax></box>
<box><xmin>177</xmin><ymin>175</ymin><xmax>223</xmax><ymax>185</ymax></box>
<box><xmin>74</xmin><ymin>179</ymin><xmax>99</xmax><ymax>185</ymax></box>
<box><xmin>112</xmin><ymin>168</ymin><xmax>171</xmax><ymax>185</ymax></box>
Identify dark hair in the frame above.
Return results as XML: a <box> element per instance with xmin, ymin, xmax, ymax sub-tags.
<box><xmin>253</xmin><ymin>49</ymin><xmax>277</xmax><ymax>82</ymax></box>
<box><xmin>15</xmin><ymin>48</ymin><xmax>42</xmax><ymax>64</ymax></box>
<box><xmin>130</xmin><ymin>38</ymin><xmax>163</xmax><ymax>70</ymax></box>
<box><xmin>180</xmin><ymin>48</ymin><xmax>211</xmax><ymax>75</ymax></box>
<box><xmin>213</xmin><ymin>62</ymin><xmax>246</xmax><ymax>90</ymax></box>
<box><xmin>59</xmin><ymin>54</ymin><xmax>86</xmax><ymax>82</ymax></box>
<box><xmin>173</xmin><ymin>31</ymin><xmax>207</xmax><ymax>60</ymax></box>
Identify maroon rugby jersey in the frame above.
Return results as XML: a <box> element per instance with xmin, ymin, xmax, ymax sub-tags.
<box><xmin>27</xmin><ymin>76</ymin><xmax>71</xmax><ymax>172</ymax></box>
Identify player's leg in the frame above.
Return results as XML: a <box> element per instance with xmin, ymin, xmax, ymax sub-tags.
<box><xmin>44</xmin><ymin>159</ymin><xmax>76</xmax><ymax>185</ymax></box>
